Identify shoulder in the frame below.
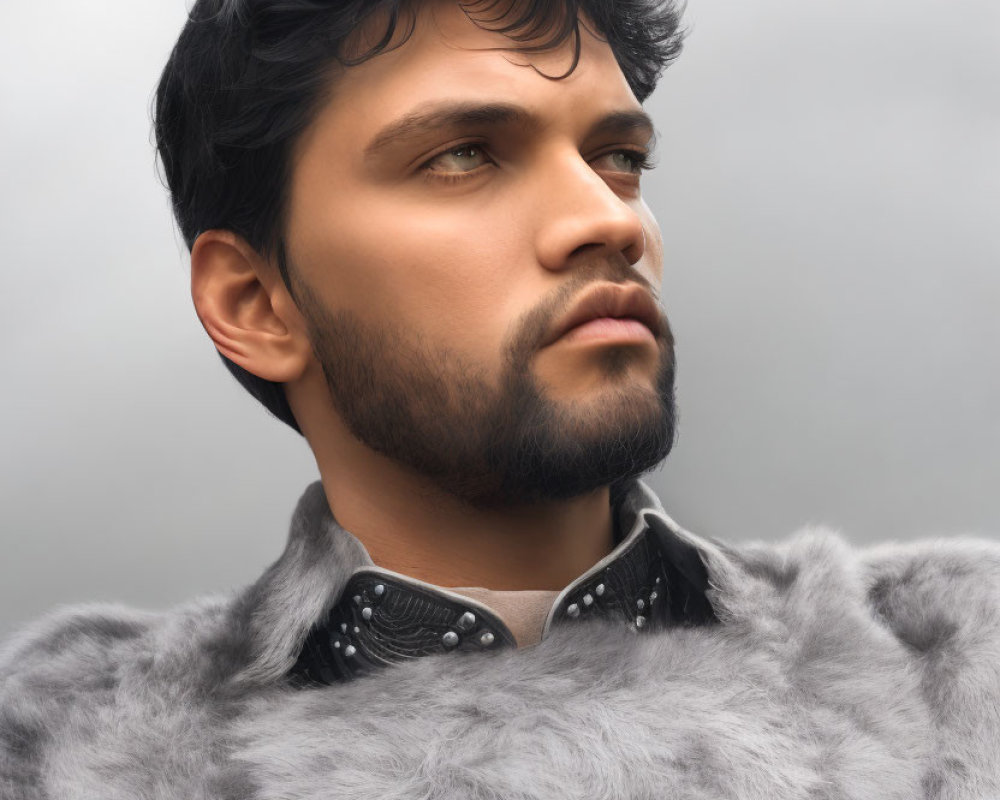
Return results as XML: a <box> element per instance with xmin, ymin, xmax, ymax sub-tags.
<box><xmin>853</xmin><ymin>536</ymin><xmax>1000</xmax><ymax>785</ymax></box>
<box><xmin>857</xmin><ymin>535</ymin><xmax>1000</xmax><ymax>652</ymax></box>
<box><xmin>721</xmin><ymin>529</ymin><xmax>1000</xmax><ymax>734</ymax></box>
<box><xmin>1</xmin><ymin>602</ymin><xmax>157</xmax><ymax>673</ymax></box>
<box><xmin>718</xmin><ymin>527</ymin><xmax>1000</xmax><ymax>642</ymax></box>
<box><xmin>0</xmin><ymin>595</ymin><xmax>238</xmax><ymax>682</ymax></box>
<box><xmin>0</xmin><ymin>603</ymin><xmax>161</xmax><ymax>796</ymax></box>
<box><xmin>0</xmin><ymin>597</ymin><xmax>239</xmax><ymax>796</ymax></box>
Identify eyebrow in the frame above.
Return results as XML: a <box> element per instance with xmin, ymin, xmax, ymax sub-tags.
<box><xmin>363</xmin><ymin>101</ymin><xmax>657</xmax><ymax>158</ymax></box>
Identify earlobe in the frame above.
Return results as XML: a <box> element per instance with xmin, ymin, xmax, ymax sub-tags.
<box><xmin>190</xmin><ymin>230</ymin><xmax>311</xmax><ymax>383</ymax></box>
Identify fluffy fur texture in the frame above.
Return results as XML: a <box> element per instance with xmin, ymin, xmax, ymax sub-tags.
<box><xmin>2</xmin><ymin>481</ymin><xmax>999</xmax><ymax>799</ymax></box>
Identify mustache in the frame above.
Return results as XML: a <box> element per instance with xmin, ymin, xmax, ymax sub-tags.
<box><xmin>504</xmin><ymin>261</ymin><xmax>665</xmax><ymax>360</ymax></box>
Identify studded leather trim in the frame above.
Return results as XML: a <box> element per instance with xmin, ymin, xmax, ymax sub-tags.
<box><xmin>289</xmin><ymin>572</ymin><xmax>517</xmax><ymax>685</ymax></box>
<box><xmin>289</xmin><ymin>513</ymin><xmax>717</xmax><ymax>687</ymax></box>
<box><xmin>543</xmin><ymin>522</ymin><xmax>672</xmax><ymax>636</ymax></box>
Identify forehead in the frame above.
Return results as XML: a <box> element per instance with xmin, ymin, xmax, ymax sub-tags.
<box><xmin>309</xmin><ymin>0</ymin><xmax>641</xmax><ymax>145</ymax></box>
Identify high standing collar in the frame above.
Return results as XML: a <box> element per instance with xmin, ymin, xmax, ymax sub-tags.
<box><xmin>234</xmin><ymin>480</ymin><xmax>728</xmax><ymax>687</ymax></box>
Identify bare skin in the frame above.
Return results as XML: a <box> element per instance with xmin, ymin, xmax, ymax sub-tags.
<box><xmin>190</xmin><ymin>1</ymin><xmax>668</xmax><ymax>591</ymax></box>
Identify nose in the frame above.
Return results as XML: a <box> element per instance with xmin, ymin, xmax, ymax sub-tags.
<box><xmin>533</xmin><ymin>152</ymin><xmax>647</xmax><ymax>272</ymax></box>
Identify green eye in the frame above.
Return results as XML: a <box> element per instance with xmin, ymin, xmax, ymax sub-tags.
<box><xmin>425</xmin><ymin>144</ymin><xmax>490</xmax><ymax>174</ymax></box>
<box><xmin>597</xmin><ymin>149</ymin><xmax>655</xmax><ymax>174</ymax></box>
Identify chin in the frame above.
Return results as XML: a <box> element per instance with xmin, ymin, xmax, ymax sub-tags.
<box><xmin>536</xmin><ymin>343</ymin><xmax>664</xmax><ymax>404</ymax></box>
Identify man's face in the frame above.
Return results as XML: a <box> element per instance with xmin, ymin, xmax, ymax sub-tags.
<box><xmin>284</xmin><ymin>0</ymin><xmax>675</xmax><ymax>508</ymax></box>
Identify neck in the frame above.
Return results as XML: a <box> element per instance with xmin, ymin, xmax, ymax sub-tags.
<box><xmin>307</xmin><ymin>421</ymin><xmax>615</xmax><ymax>592</ymax></box>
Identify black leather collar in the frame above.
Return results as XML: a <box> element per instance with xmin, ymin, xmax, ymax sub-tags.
<box><xmin>289</xmin><ymin>485</ymin><xmax>717</xmax><ymax>686</ymax></box>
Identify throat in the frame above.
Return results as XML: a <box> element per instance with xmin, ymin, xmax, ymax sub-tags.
<box><xmin>372</xmin><ymin>496</ymin><xmax>616</xmax><ymax>591</ymax></box>
<box><xmin>320</xmin><ymin>471</ymin><xmax>618</xmax><ymax>592</ymax></box>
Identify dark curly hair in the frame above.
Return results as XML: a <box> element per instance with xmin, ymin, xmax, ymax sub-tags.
<box><xmin>154</xmin><ymin>0</ymin><xmax>685</xmax><ymax>434</ymax></box>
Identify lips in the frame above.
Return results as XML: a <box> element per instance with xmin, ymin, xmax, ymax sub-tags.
<box><xmin>543</xmin><ymin>282</ymin><xmax>662</xmax><ymax>348</ymax></box>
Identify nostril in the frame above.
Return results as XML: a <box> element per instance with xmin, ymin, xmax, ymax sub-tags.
<box><xmin>623</xmin><ymin>229</ymin><xmax>646</xmax><ymax>266</ymax></box>
<box><xmin>568</xmin><ymin>242</ymin><xmax>605</xmax><ymax>260</ymax></box>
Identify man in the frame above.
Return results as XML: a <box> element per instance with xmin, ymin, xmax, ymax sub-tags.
<box><xmin>1</xmin><ymin>0</ymin><xmax>998</xmax><ymax>797</ymax></box>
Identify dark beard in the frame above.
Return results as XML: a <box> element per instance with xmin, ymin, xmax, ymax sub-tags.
<box><xmin>293</xmin><ymin>268</ymin><xmax>677</xmax><ymax>510</ymax></box>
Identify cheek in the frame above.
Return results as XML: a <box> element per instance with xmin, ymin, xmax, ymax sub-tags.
<box><xmin>647</xmin><ymin>224</ymin><xmax>665</xmax><ymax>285</ymax></box>
<box><xmin>636</xmin><ymin>200</ymin><xmax>665</xmax><ymax>291</ymax></box>
<box><xmin>292</xmin><ymin>189</ymin><xmax>521</xmax><ymax>362</ymax></box>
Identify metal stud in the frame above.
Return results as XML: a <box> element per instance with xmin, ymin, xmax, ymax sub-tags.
<box><xmin>650</xmin><ymin>591</ymin><xmax>658</xmax><ymax>602</ymax></box>
<box><xmin>637</xmin><ymin>598</ymin><xmax>646</xmax><ymax>611</ymax></box>
<box><xmin>374</xmin><ymin>584</ymin><xmax>386</xmax><ymax>596</ymax></box>
<box><xmin>361</xmin><ymin>607</ymin><xmax>373</xmax><ymax>621</ymax></box>
<box><xmin>442</xmin><ymin>631</ymin><xmax>459</xmax><ymax>648</ymax></box>
<box><xmin>333</xmin><ymin>640</ymin><xmax>341</xmax><ymax>649</ymax></box>
<box><xmin>457</xmin><ymin>611</ymin><xmax>476</xmax><ymax>630</ymax></box>
<box><xmin>582</xmin><ymin>593</ymin><xmax>594</xmax><ymax>607</ymax></box>
<box><xmin>635</xmin><ymin>615</ymin><xmax>647</xmax><ymax>629</ymax></box>
<box><xmin>567</xmin><ymin>603</ymin><xmax>580</xmax><ymax>618</ymax></box>
<box><xmin>344</xmin><ymin>644</ymin><xmax>356</xmax><ymax>657</ymax></box>
<box><xmin>353</xmin><ymin>626</ymin><xmax>360</xmax><ymax>634</ymax></box>
<box><xmin>479</xmin><ymin>631</ymin><xmax>495</xmax><ymax>646</ymax></box>
<box><xmin>655</xmin><ymin>576</ymin><xmax>662</xmax><ymax>585</ymax></box>
<box><xmin>595</xmin><ymin>583</ymin><xmax>606</xmax><ymax>596</ymax></box>
<box><xmin>353</xmin><ymin>595</ymin><xmax>362</xmax><ymax>605</ymax></box>
<box><xmin>340</xmin><ymin>623</ymin><xmax>348</xmax><ymax>634</ymax></box>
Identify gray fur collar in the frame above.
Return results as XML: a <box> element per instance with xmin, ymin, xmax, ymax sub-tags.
<box><xmin>2</xmin><ymin>480</ymin><xmax>1000</xmax><ymax>799</ymax></box>
<box><xmin>236</xmin><ymin>479</ymin><xmax>726</xmax><ymax>684</ymax></box>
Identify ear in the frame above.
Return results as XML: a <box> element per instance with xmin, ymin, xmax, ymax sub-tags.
<box><xmin>190</xmin><ymin>230</ymin><xmax>311</xmax><ymax>383</ymax></box>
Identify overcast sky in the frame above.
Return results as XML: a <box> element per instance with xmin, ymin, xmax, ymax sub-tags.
<box><xmin>1</xmin><ymin>0</ymin><xmax>997</xmax><ymax>636</ymax></box>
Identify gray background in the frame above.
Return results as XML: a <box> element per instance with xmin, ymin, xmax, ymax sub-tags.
<box><xmin>1</xmin><ymin>0</ymin><xmax>997</xmax><ymax>638</ymax></box>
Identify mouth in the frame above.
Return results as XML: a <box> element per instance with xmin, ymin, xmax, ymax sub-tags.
<box><xmin>542</xmin><ymin>282</ymin><xmax>662</xmax><ymax>349</ymax></box>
